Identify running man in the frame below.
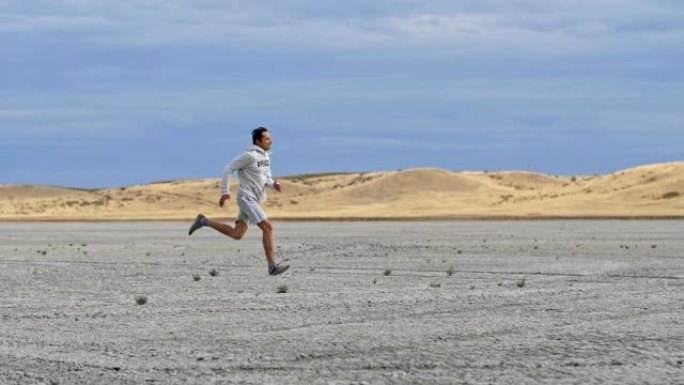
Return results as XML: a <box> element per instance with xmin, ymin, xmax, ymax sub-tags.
<box><xmin>188</xmin><ymin>127</ymin><xmax>289</xmax><ymax>276</ymax></box>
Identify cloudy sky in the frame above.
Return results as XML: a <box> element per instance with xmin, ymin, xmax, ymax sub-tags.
<box><xmin>1</xmin><ymin>0</ymin><xmax>682</xmax><ymax>188</ymax></box>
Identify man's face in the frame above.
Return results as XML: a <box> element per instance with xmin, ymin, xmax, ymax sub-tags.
<box><xmin>256</xmin><ymin>131</ymin><xmax>272</xmax><ymax>151</ymax></box>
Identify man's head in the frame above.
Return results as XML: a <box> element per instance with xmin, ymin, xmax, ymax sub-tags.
<box><xmin>252</xmin><ymin>127</ymin><xmax>272</xmax><ymax>151</ymax></box>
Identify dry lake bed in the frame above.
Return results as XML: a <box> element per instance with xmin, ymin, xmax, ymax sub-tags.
<box><xmin>1</xmin><ymin>221</ymin><xmax>683</xmax><ymax>385</ymax></box>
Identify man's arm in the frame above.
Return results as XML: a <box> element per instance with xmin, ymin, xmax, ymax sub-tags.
<box><xmin>219</xmin><ymin>152</ymin><xmax>253</xmax><ymax>205</ymax></box>
<box><xmin>265</xmin><ymin>164</ymin><xmax>282</xmax><ymax>192</ymax></box>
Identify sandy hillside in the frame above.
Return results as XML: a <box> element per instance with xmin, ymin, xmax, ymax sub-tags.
<box><xmin>1</xmin><ymin>162</ymin><xmax>682</xmax><ymax>221</ymax></box>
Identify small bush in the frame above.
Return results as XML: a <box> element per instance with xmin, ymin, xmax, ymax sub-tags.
<box><xmin>383</xmin><ymin>269</ymin><xmax>392</xmax><ymax>276</ymax></box>
<box><xmin>429</xmin><ymin>282</ymin><xmax>441</xmax><ymax>288</ymax></box>
<box><xmin>193</xmin><ymin>274</ymin><xmax>201</xmax><ymax>281</ymax></box>
<box><xmin>517</xmin><ymin>278</ymin><xmax>526</xmax><ymax>288</ymax></box>
<box><xmin>135</xmin><ymin>295</ymin><xmax>148</xmax><ymax>305</ymax></box>
<box><xmin>209</xmin><ymin>269</ymin><xmax>219</xmax><ymax>277</ymax></box>
<box><xmin>662</xmin><ymin>191</ymin><xmax>681</xmax><ymax>199</ymax></box>
<box><xmin>446</xmin><ymin>266</ymin><xmax>455</xmax><ymax>276</ymax></box>
<box><xmin>277</xmin><ymin>285</ymin><xmax>288</xmax><ymax>293</ymax></box>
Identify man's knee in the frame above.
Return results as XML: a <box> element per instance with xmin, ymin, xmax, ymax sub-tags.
<box><xmin>232</xmin><ymin>220</ymin><xmax>248</xmax><ymax>240</ymax></box>
<box><xmin>258</xmin><ymin>220</ymin><xmax>273</xmax><ymax>233</ymax></box>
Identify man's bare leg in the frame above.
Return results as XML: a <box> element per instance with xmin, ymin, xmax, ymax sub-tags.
<box><xmin>257</xmin><ymin>219</ymin><xmax>275</xmax><ymax>266</ymax></box>
<box><xmin>205</xmin><ymin>218</ymin><xmax>248</xmax><ymax>240</ymax></box>
<box><xmin>189</xmin><ymin>213</ymin><xmax>248</xmax><ymax>239</ymax></box>
<box><xmin>257</xmin><ymin>219</ymin><xmax>288</xmax><ymax>275</ymax></box>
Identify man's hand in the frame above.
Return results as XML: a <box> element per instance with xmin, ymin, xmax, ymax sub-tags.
<box><xmin>274</xmin><ymin>180</ymin><xmax>282</xmax><ymax>192</ymax></box>
<box><xmin>219</xmin><ymin>194</ymin><xmax>230</xmax><ymax>207</ymax></box>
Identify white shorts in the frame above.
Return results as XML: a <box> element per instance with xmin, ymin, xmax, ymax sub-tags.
<box><xmin>236</xmin><ymin>194</ymin><xmax>267</xmax><ymax>226</ymax></box>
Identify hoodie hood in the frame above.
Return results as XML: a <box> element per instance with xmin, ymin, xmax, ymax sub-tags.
<box><xmin>247</xmin><ymin>144</ymin><xmax>269</xmax><ymax>154</ymax></box>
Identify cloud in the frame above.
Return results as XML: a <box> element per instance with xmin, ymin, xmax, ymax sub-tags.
<box><xmin>0</xmin><ymin>102</ymin><xmax>149</xmax><ymax>140</ymax></box>
<box><xmin>0</xmin><ymin>13</ymin><xmax>107</xmax><ymax>32</ymax></box>
<box><xmin>0</xmin><ymin>109</ymin><xmax>38</xmax><ymax>117</ymax></box>
<box><xmin>3</xmin><ymin>0</ymin><xmax>682</xmax><ymax>52</ymax></box>
<box><xmin>384</xmin><ymin>13</ymin><xmax>513</xmax><ymax>39</ymax></box>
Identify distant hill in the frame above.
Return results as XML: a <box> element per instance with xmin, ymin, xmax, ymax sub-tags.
<box><xmin>1</xmin><ymin>162</ymin><xmax>683</xmax><ymax>221</ymax></box>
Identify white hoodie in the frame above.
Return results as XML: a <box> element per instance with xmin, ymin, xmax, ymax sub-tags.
<box><xmin>220</xmin><ymin>145</ymin><xmax>276</xmax><ymax>202</ymax></box>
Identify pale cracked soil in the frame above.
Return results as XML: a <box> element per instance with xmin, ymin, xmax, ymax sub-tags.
<box><xmin>1</xmin><ymin>221</ymin><xmax>683</xmax><ymax>384</ymax></box>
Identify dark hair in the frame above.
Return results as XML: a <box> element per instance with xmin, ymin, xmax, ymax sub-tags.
<box><xmin>252</xmin><ymin>127</ymin><xmax>269</xmax><ymax>144</ymax></box>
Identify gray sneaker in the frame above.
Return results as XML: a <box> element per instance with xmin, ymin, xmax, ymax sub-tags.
<box><xmin>188</xmin><ymin>214</ymin><xmax>206</xmax><ymax>235</ymax></box>
<box><xmin>269</xmin><ymin>264</ymin><xmax>290</xmax><ymax>276</ymax></box>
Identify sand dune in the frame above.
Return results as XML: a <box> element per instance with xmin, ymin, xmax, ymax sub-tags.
<box><xmin>1</xmin><ymin>162</ymin><xmax>682</xmax><ymax>221</ymax></box>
